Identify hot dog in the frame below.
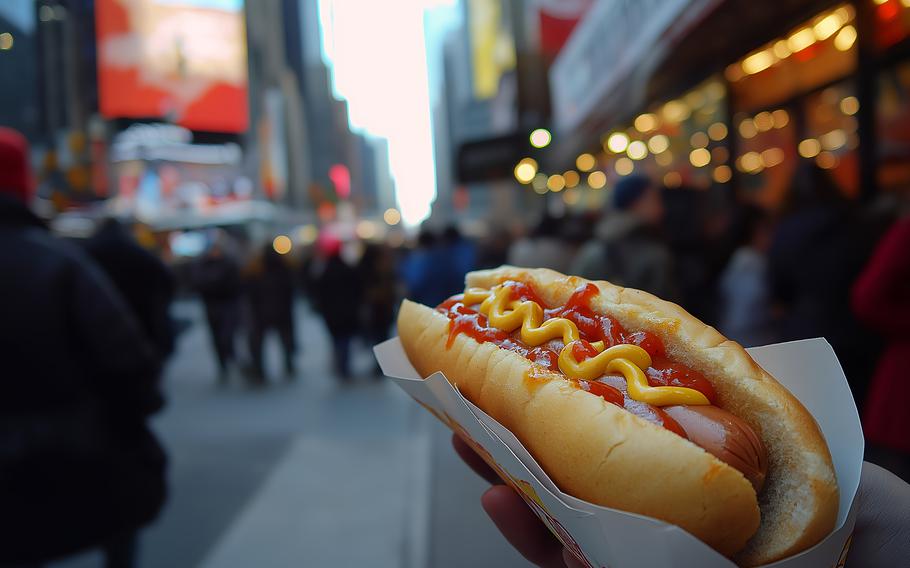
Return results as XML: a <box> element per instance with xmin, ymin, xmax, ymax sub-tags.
<box><xmin>397</xmin><ymin>267</ymin><xmax>838</xmax><ymax>566</ymax></box>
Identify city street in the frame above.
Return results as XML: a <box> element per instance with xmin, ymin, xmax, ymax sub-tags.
<box><xmin>53</xmin><ymin>299</ymin><xmax>526</xmax><ymax>568</ymax></box>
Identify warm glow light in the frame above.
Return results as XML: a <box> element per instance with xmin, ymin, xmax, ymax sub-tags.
<box><xmin>713</xmin><ymin>165</ymin><xmax>732</xmax><ymax>183</ymax></box>
<box><xmin>773</xmin><ymin>39</ymin><xmax>791</xmax><ymax>59</ymax></box>
<box><xmin>707</xmin><ymin>122</ymin><xmax>728</xmax><ymax>141</ymax></box>
<box><xmin>817</xmin><ymin>151</ymin><xmax>838</xmax><ymax>169</ymax></box>
<box><xmin>739</xmin><ymin>119</ymin><xmax>758</xmax><ymax>139</ymax></box>
<box><xmin>742</xmin><ymin>50</ymin><xmax>775</xmax><ymax>75</ymax></box>
<box><xmin>383</xmin><ymin>207</ymin><xmax>402</xmax><ymax>226</ymax></box>
<box><xmin>834</xmin><ymin>25</ymin><xmax>857</xmax><ymax>51</ymax></box>
<box><xmin>576</xmin><ymin>153</ymin><xmax>596</xmax><ymax>172</ymax></box>
<box><xmin>754</xmin><ymin>111</ymin><xmax>774</xmax><ymax>132</ymax></box>
<box><xmin>787</xmin><ymin>27</ymin><xmax>816</xmax><ymax>52</ymax></box>
<box><xmin>563</xmin><ymin>188</ymin><xmax>581</xmax><ymax>206</ymax></box>
<box><xmin>689</xmin><ymin>132</ymin><xmax>709</xmax><ymax>148</ymax></box>
<box><xmin>813</xmin><ymin>13</ymin><xmax>843</xmax><ymax>41</ymax></box>
<box><xmin>654</xmin><ymin>151</ymin><xmax>673</xmax><ymax>166</ymax></box>
<box><xmin>564</xmin><ymin>170</ymin><xmax>581</xmax><ymax>188</ymax></box>
<box><xmin>0</xmin><ymin>33</ymin><xmax>13</xmax><ymax>51</ymax></box>
<box><xmin>662</xmin><ymin>100</ymin><xmax>690</xmax><ymax>123</ymax></box>
<box><xmin>647</xmin><ymin>134</ymin><xmax>670</xmax><ymax>154</ymax></box>
<box><xmin>356</xmin><ymin>220</ymin><xmax>378</xmax><ymax>240</ymax></box>
<box><xmin>798</xmin><ymin>138</ymin><xmax>822</xmax><ymax>158</ymax></box>
<box><xmin>532</xmin><ymin>173</ymin><xmax>548</xmax><ymax>191</ymax></box>
<box><xmin>627</xmin><ymin>140</ymin><xmax>648</xmax><ymax>160</ymax></box>
<box><xmin>840</xmin><ymin>96</ymin><xmax>859</xmax><ymax>115</ymax></box>
<box><xmin>272</xmin><ymin>235</ymin><xmax>292</xmax><ymax>255</ymax></box>
<box><xmin>297</xmin><ymin>225</ymin><xmax>319</xmax><ymax>245</ymax></box>
<box><xmin>606</xmin><ymin>132</ymin><xmax>630</xmax><ymax>153</ymax></box>
<box><xmin>689</xmin><ymin>148</ymin><xmax>711</xmax><ymax>168</ymax></box>
<box><xmin>587</xmin><ymin>171</ymin><xmax>607</xmax><ymax>189</ymax></box>
<box><xmin>761</xmin><ymin>147</ymin><xmax>785</xmax><ymax>168</ymax></box>
<box><xmin>614</xmin><ymin>157</ymin><xmax>634</xmax><ymax>176</ymax></box>
<box><xmin>820</xmin><ymin>129</ymin><xmax>847</xmax><ymax>150</ymax></box>
<box><xmin>771</xmin><ymin>109</ymin><xmax>790</xmax><ymax>128</ymax></box>
<box><xmin>547</xmin><ymin>174</ymin><xmax>566</xmax><ymax>192</ymax></box>
<box><xmin>738</xmin><ymin>151</ymin><xmax>763</xmax><ymax>172</ymax></box>
<box><xmin>663</xmin><ymin>172</ymin><xmax>682</xmax><ymax>188</ymax></box>
<box><xmin>529</xmin><ymin>128</ymin><xmax>552</xmax><ymax>148</ymax></box>
<box><xmin>634</xmin><ymin>113</ymin><xmax>659</xmax><ymax>132</ymax></box>
<box><xmin>514</xmin><ymin>157</ymin><xmax>538</xmax><ymax>184</ymax></box>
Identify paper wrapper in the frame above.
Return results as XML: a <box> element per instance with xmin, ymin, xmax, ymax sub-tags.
<box><xmin>374</xmin><ymin>337</ymin><xmax>863</xmax><ymax>568</ymax></box>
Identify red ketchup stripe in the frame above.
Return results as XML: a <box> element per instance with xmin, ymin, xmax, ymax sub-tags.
<box><xmin>436</xmin><ymin>281</ymin><xmax>716</xmax><ymax>435</ymax></box>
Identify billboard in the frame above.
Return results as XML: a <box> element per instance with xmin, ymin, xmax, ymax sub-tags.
<box><xmin>96</xmin><ymin>0</ymin><xmax>249</xmax><ymax>133</ymax></box>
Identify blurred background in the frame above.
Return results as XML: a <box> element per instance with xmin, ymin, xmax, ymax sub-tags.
<box><xmin>0</xmin><ymin>0</ymin><xmax>908</xmax><ymax>566</ymax></box>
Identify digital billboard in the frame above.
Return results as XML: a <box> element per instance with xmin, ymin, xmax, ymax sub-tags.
<box><xmin>96</xmin><ymin>0</ymin><xmax>249</xmax><ymax>133</ymax></box>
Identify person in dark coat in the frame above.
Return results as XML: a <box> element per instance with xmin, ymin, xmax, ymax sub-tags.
<box><xmin>768</xmin><ymin>164</ymin><xmax>882</xmax><ymax>410</ymax></box>
<box><xmin>309</xmin><ymin>234</ymin><xmax>362</xmax><ymax>380</ymax></box>
<box><xmin>853</xmin><ymin>216</ymin><xmax>910</xmax><ymax>482</ymax></box>
<box><xmin>358</xmin><ymin>242</ymin><xmax>398</xmax><ymax>369</ymax></box>
<box><xmin>192</xmin><ymin>238</ymin><xmax>244</xmax><ymax>383</ymax></box>
<box><xmin>0</xmin><ymin>127</ymin><xmax>166</xmax><ymax>567</ymax></box>
<box><xmin>245</xmin><ymin>243</ymin><xmax>297</xmax><ymax>382</ymax></box>
<box><xmin>85</xmin><ymin>218</ymin><xmax>177</xmax><ymax>360</ymax></box>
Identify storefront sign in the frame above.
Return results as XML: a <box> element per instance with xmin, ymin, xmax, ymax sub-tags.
<box><xmin>550</xmin><ymin>0</ymin><xmax>716</xmax><ymax>134</ymax></box>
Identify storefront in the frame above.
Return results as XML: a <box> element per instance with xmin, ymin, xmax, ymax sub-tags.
<box><xmin>536</xmin><ymin>0</ymin><xmax>910</xmax><ymax>211</ymax></box>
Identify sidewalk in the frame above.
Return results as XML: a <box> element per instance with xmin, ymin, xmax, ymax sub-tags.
<box><xmin>53</xmin><ymin>299</ymin><xmax>525</xmax><ymax>567</ymax></box>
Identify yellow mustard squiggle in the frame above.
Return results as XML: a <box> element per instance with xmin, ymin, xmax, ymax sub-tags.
<box><xmin>462</xmin><ymin>284</ymin><xmax>710</xmax><ymax>407</ymax></box>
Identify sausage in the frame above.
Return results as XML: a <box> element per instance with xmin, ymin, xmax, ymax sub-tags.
<box><xmin>664</xmin><ymin>404</ymin><xmax>768</xmax><ymax>493</ymax></box>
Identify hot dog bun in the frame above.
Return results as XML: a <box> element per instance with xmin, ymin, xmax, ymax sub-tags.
<box><xmin>397</xmin><ymin>266</ymin><xmax>838</xmax><ymax>566</ymax></box>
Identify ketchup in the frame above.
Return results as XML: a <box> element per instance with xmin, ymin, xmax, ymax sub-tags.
<box><xmin>435</xmin><ymin>282</ymin><xmax>716</xmax><ymax>436</ymax></box>
<box><xmin>578</xmin><ymin>379</ymin><xmax>624</xmax><ymax>407</ymax></box>
<box><xmin>647</xmin><ymin>356</ymin><xmax>717</xmax><ymax>404</ymax></box>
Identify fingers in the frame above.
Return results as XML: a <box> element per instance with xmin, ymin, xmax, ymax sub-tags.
<box><xmin>481</xmin><ymin>485</ymin><xmax>569</xmax><ymax>568</ymax></box>
<box><xmin>452</xmin><ymin>433</ymin><xmax>502</xmax><ymax>485</ymax></box>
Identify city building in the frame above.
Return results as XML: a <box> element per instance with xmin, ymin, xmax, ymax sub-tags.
<box><xmin>544</xmin><ymin>0</ymin><xmax>910</xmax><ymax>210</ymax></box>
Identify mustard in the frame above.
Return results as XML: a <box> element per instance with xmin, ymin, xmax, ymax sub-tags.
<box><xmin>463</xmin><ymin>284</ymin><xmax>710</xmax><ymax>407</ymax></box>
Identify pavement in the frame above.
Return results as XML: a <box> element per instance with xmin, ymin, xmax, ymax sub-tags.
<box><xmin>53</xmin><ymin>299</ymin><xmax>527</xmax><ymax>568</ymax></box>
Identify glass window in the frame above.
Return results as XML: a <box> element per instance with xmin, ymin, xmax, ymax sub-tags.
<box><xmin>733</xmin><ymin>107</ymin><xmax>799</xmax><ymax>209</ymax></box>
<box><xmin>877</xmin><ymin>59</ymin><xmax>910</xmax><ymax>191</ymax></box>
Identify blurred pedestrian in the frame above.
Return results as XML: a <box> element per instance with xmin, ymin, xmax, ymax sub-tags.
<box><xmin>0</xmin><ymin>127</ymin><xmax>166</xmax><ymax>567</ymax></box>
<box><xmin>768</xmin><ymin>164</ymin><xmax>880</xmax><ymax>409</ymax></box>
<box><xmin>309</xmin><ymin>233</ymin><xmax>362</xmax><ymax>380</ymax></box>
<box><xmin>402</xmin><ymin>229</ymin><xmax>447</xmax><ymax>307</ymax></box>
<box><xmin>476</xmin><ymin>226</ymin><xmax>511</xmax><ymax>269</ymax></box>
<box><xmin>358</xmin><ymin>242</ymin><xmax>398</xmax><ymax>356</ymax></box>
<box><xmin>85</xmin><ymin>218</ymin><xmax>177</xmax><ymax>360</ymax></box>
<box><xmin>717</xmin><ymin>205</ymin><xmax>777</xmax><ymax>347</ymax></box>
<box><xmin>852</xmin><ymin>215</ymin><xmax>910</xmax><ymax>482</ymax></box>
<box><xmin>440</xmin><ymin>224</ymin><xmax>476</xmax><ymax>297</ymax></box>
<box><xmin>192</xmin><ymin>236</ymin><xmax>244</xmax><ymax>384</ymax></box>
<box><xmin>570</xmin><ymin>175</ymin><xmax>675</xmax><ymax>299</ymax></box>
<box><xmin>508</xmin><ymin>214</ymin><xmax>572</xmax><ymax>274</ymax></box>
<box><xmin>245</xmin><ymin>243</ymin><xmax>297</xmax><ymax>383</ymax></box>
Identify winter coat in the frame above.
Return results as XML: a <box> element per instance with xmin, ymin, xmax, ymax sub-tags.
<box><xmin>0</xmin><ymin>196</ymin><xmax>166</xmax><ymax>564</ymax></box>
<box><xmin>310</xmin><ymin>254</ymin><xmax>363</xmax><ymax>336</ymax></box>
<box><xmin>85</xmin><ymin>220</ymin><xmax>177</xmax><ymax>359</ymax></box>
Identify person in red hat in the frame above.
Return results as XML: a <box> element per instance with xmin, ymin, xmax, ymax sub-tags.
<box><xmin>0</xmin><ymin>127</ymin><xmax>167</xmax><ymax>567</ymax></box>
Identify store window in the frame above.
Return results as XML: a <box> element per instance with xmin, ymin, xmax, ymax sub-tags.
<box><xmin>877</xmin><ymin>59</ymin><xmax>910</xmax><ymax>190</ymax></box>
<box><xmin>597</xmin><ymin>77</ymin><xmax>729</xmax><ymax>192</ymax></box>
<box><xmin>726</xmin><ymin>4</ymin><xmax>857</xmax><ymax>111</ymax></box>
<box><xmin>802</xmin><ymin>82</ymin><xmax>860</xmax><ymax>198</ymax></box>
<box><xmin>733</xmin><ymin>106</ymin><xmax>799</xmax><ymax>209</ymax></box>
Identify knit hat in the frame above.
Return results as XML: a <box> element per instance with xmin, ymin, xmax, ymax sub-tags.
<box><xmin>611</xmin><ymin>174</ymin><xmax>651</xmax><ymax>211</ymax></box>
<box><xmin>0</xmin><ymin>127</ymin><xmax>34</xmax><ymax>204</ymax></box>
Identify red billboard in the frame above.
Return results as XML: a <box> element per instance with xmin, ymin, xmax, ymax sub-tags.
<box><xmin>96</xmin><ymin>0</ymin><xmax>249</xmax><ymax>133</ymax></box>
